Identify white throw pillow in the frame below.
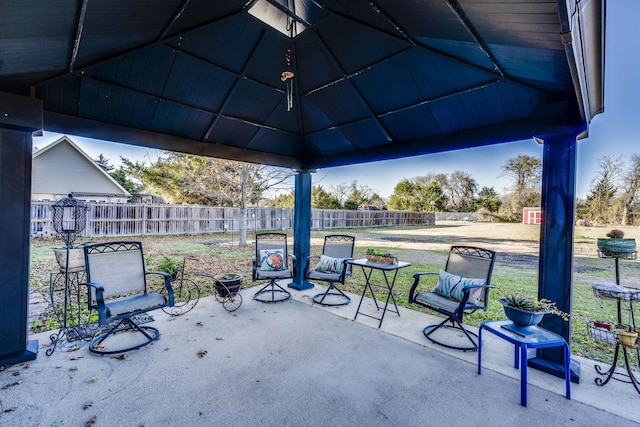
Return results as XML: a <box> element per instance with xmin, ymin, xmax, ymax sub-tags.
<box><xmin>432</xmin><ymin>270</ymin><xmax>485</xmax><ymax>305</ymax></box>
<box><xmin>315</xmin><ymin>255</ymin><xmax>346</xmax><ymax>274</ymax></box>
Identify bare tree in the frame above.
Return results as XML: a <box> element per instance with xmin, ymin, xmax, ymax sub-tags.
<box><xmin>413</xmin><ymin>172</ymin><xmax>476</xmax><ymax>212</ymax></box>
<box><xmin>500</xmin><ymin>155</ymin><xmax>542</xmax><ymax>220</ymax></box>
<box><xmin>619</xmin><ymin>154</ymin><xmax>640</xmax><ymax>225</ymax></box>
<box><xmin>329</xmin><ymin>182</ymin><xmax>350</xmax><ymax>207</ymax></box>
<box><xmin>122</xmin><ymin>152</ymin><xmax>294</xmax><ymax>245</ymax></box>
<box><xmin>443</xmin><ymin>171</ymin><xmax>477</xmax><ymax>212</ymax></box>
<box><xmin>236</xmin><ymin>162</ymin><xmax>294</xmax><ymax>246</ymax></box>
<box><xmin>417</xmin><ymin>173</ymin><xmax>448</xmax><ymax>190</ymax></box>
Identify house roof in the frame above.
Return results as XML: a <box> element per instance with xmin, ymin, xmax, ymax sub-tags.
<box><xmin>0</xmin><ymin>1</ymin><xmax>604</xmax><ymax>170</ymax></box>
<box><xmin>32</xmin><ymin>136</ymin><xmax>131</xmax><ymax>198</ymax></box>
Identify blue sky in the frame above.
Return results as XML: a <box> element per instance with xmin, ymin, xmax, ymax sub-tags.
<box><xmin>34</xmin><ymin>0</ymin><xmax>637</xmax><ymax>200</ymax></box>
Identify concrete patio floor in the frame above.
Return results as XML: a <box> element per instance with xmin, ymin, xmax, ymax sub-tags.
<box><xmin>2</xmin><ymin>283</ymin><xmax>638</xmax><ymax>426</ymax></box>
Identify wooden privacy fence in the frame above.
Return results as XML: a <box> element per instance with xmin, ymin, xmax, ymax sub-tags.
<box><xmin>31</xmin><ymin>202</ymin><xmax>435</xmax><ymax>238</ymax></box>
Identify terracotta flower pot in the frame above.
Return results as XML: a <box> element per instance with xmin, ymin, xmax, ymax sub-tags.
<box><xmin>593</xmin><ymin>320</ymin><xmax>612</xmax><ymax>331</ymax></box>
<box><xmin>365</xmin><ymin>254</ymin><xmax>397</xmax><ymax>265</ymax></box>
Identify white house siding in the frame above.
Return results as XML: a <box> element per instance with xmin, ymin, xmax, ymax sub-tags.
<box><xmin>32</xmin><ymin>137</ymin><xmax>130</xmax><ymax>203</ymax></box>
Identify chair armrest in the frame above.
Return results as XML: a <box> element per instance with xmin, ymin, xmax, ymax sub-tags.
<box><xmin>146</xmin><ymin>270</ymin><xmax>171</xmax><ymax>279</ymax></box>
<box><xmin>304</xmin><ymin>255</ymin><xmax>321</xmax><ymax>277</ymax></box>
<box><xmin>289</xmin><ymin>254</ymin><xmax>297</xmax><ymax>278</ymax></box>
<box><xmin>252</xmin><ymin>256</ymin><xmax>258</xmax><ymax>281</ymax></box>
<box><xmin>408</xmin><ymin>272</ymin><xmax>438</xmax><ymax>303</ymax></box>
<box><xmin>146</xmin><ymin>271</ymin><xmax>175</xmax><ymax>306</ymax></box>
<box><xmin>461</xmin><ymin>283</ymin><xmax>494</xmax><ymax>310</ymax></box>
<box><xmin>339</xmin><ymin>257</ymin><xmax>355</xmax><ymax>281</ymax></box>
<box><xmin>81</xmin><ymin>282</ymin><xmax>107</xmax><ymax>323</ymax></box>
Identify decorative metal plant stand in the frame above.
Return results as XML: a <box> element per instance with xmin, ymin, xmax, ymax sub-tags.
<box><xmin>47</xmin><ymin>270</ymin><xmax>97</xmax><ymax>353</ymax></box>
<box><xmin>590</xmin><ymin>248</ymin><xmax>640</xmax><ymax>394</ymax></box>
<box><xmin>46</xmin><ymin>194</ymin><xmax>90</xmax><ymax>356</ymax></box>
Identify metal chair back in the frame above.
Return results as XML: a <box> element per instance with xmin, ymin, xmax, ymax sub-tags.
<box><xmin>322</xmin><ymin>234</ymin><xmax>355</xmax><ymax>275</ymax></box>
<box><xmin>445</xmin><ymin>246</ymin><xmax>496</xmax><ymax>306</ymax></box>
<box><xmin>84</xmin><ymin>242</ymin><xmax>147</xmax><ymax>305</ymax></box>
<box><xmin>255</xmin><ymin>233</ymin><xmax>289</xmax><ymax>270</ymax></box>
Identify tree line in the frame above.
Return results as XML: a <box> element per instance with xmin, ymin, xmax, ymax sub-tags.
<box><xmin>577</xmin><ymin>154</ymin><xmax>640</xmax><ymax>226</ymax></box>
<box><xmin>96</xmin><ymin>151</ymin><xmax>640</xmax><ymax>227</ymax></box>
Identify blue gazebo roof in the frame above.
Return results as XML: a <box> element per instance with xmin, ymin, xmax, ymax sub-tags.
<box><xmin>0</xmin><ymin>0</ymin><xmax>603</xmax><ymax>169</ymax></box>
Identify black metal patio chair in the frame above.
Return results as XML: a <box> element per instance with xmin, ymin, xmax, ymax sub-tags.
<box><xmin>408</xmin><ymin>246</ymin><xmax>496</xmax><ymax>351</ymax></box>
<box><xmin>305</xmin><ymin>234</ymin><xmax>355</xmax><ymax>306</ymax></box>
<box><xmin>252</xmin><ymin>233</ymin><xmax>296</xmax><ymax>303</ymax></box>
<box><xmin>82</xmin><ymin>241</ymin><xmax>174</xmax><ymax>354</ymax></box>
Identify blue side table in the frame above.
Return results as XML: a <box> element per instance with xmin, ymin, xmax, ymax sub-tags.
<box><xmin>478</xmin><ymin>320</ymin><xmax>571</xmax><ymax>406</ymax></box>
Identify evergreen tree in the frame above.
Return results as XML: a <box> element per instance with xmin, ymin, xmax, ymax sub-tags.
<box><xmin>94</xmin><ymin>154</ymin><xmax>114</xmax><ymax>173</ymax></box>
<box><xmin>584</xmin><ymin>155</ymin><xmax>621</xmax><ymax>224</ymax></box>
<box><xmin>270</xmin><ymin>192</ymin><xmax>294</xmax><ymax>208</ymax></box>
<box><xmin>471</xmin><ymin>186</ymin><xmax>502</xmax><ymax>212</ymax></box>
<box><xmin>312</xmin><ymin>185</ymin><xmax>341</xmax><ymax>209</ymax></box>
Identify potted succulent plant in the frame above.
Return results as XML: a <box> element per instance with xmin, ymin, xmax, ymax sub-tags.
<box><xmin>499</xmin><ymin>294</ymin><xmax>569</xmax><ymax>327</ymax></box>
<box><xmin>365</xmin><ymin>248</ymin><xmax>397</xmax><ymax>265</ymax></box>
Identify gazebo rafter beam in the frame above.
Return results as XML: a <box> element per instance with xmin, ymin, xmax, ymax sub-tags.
<box><xmin>444</xmin><ymin>0</ymin><xmax>505</xmax><ymax>77</ymax></box>
<box><xmin>68</xmin><ymin>0</ymin><xmax>90</xmax><ymax>73</ymax></box>
<box><xmin>157</xmin><ymin>0</ymin><xmax>193</xmax><ymax>41</ymax></box>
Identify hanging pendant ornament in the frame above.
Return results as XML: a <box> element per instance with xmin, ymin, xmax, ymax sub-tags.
<box><xmin>281</xmin><ymin>71</ymin><xmax>294</xmax><ymax>81</ymax></box>
<box><xmin>282</xmin><ymin>48</ymin><xmax>294</xmax><ymax>111</ymax></box>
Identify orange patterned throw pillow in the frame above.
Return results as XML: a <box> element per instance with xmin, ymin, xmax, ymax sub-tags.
<box><xmin>260</xmin><ymin>249</ymin><xmax>285</xmax><ymax>271</ymax></box>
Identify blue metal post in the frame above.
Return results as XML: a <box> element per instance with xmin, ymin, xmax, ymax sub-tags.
<box><xmin>529</xmin><ymin>132</ymin><xmax>580</xmax><ymax>382</ymax></box>
<box><xmin>289</xmin><ymin>170</ymin><xmax>313</xmax><ymax>290</ymax></box>
<box><xmin>0</xmin><ymin>92</ymin><xmax>42</xmax><ymax>365</ymax></box>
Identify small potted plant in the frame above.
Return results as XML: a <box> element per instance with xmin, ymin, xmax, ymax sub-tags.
<box><xmin>616</xmin><ymin>326</ymin><xmax>639</xmax><ymax>348</ymax></box>
<box><xmin>365</xmin><ymin>248</ymin><xmax>397</xmax><ymax>265</ymax></box>
<box><xmin>499</xmin><ymin>293</ymin><xmax>569</xmax><ymax>327</ymax></box>
<box><xmin>156</xmin><ymin>255</ymin><xmax>182</xmax><ymax>281</ymax></box>
<box><xmin>589</xmin><ymin>320</ymin><xmax>617</xmax><ymax>344</ymax></box>
<box><xmin>593</xmin><ymin>320</ymin><xmax>613</xmax><ymax>331</ymax></box>
<box><xmin>214</xmin><ymin>273</ymin><xmax>243</xmax><ymax>297</ymax></box>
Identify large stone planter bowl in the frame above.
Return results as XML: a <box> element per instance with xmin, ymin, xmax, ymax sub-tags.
<box><xmin>597</xmin><ymin>238</ymin><xmax>636</xmax><ymax>258</ymax></box>
<box><xmin>53</xmin><ymin>248</ymin><xmax>85</xmax><ymax>273</ymax></box>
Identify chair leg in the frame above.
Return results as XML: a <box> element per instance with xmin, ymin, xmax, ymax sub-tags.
<box><xmin>253</xmin><ymin>280</ymin><xmax>292</xmax><ymax>303</ymax></box>
<box><xmin>89</xmin><ymin>317</ymin><xmax>160</xmax><ymax>355</ymax></box>
<box><xmin>311</xmin><ymin>283</ymin><xmax>350</xmax><ymax>306</ymax></box>
<box><xmin>423</xmin><ymin>317</ymin><xmax>479</xmax><ymax>351</ymax></box>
